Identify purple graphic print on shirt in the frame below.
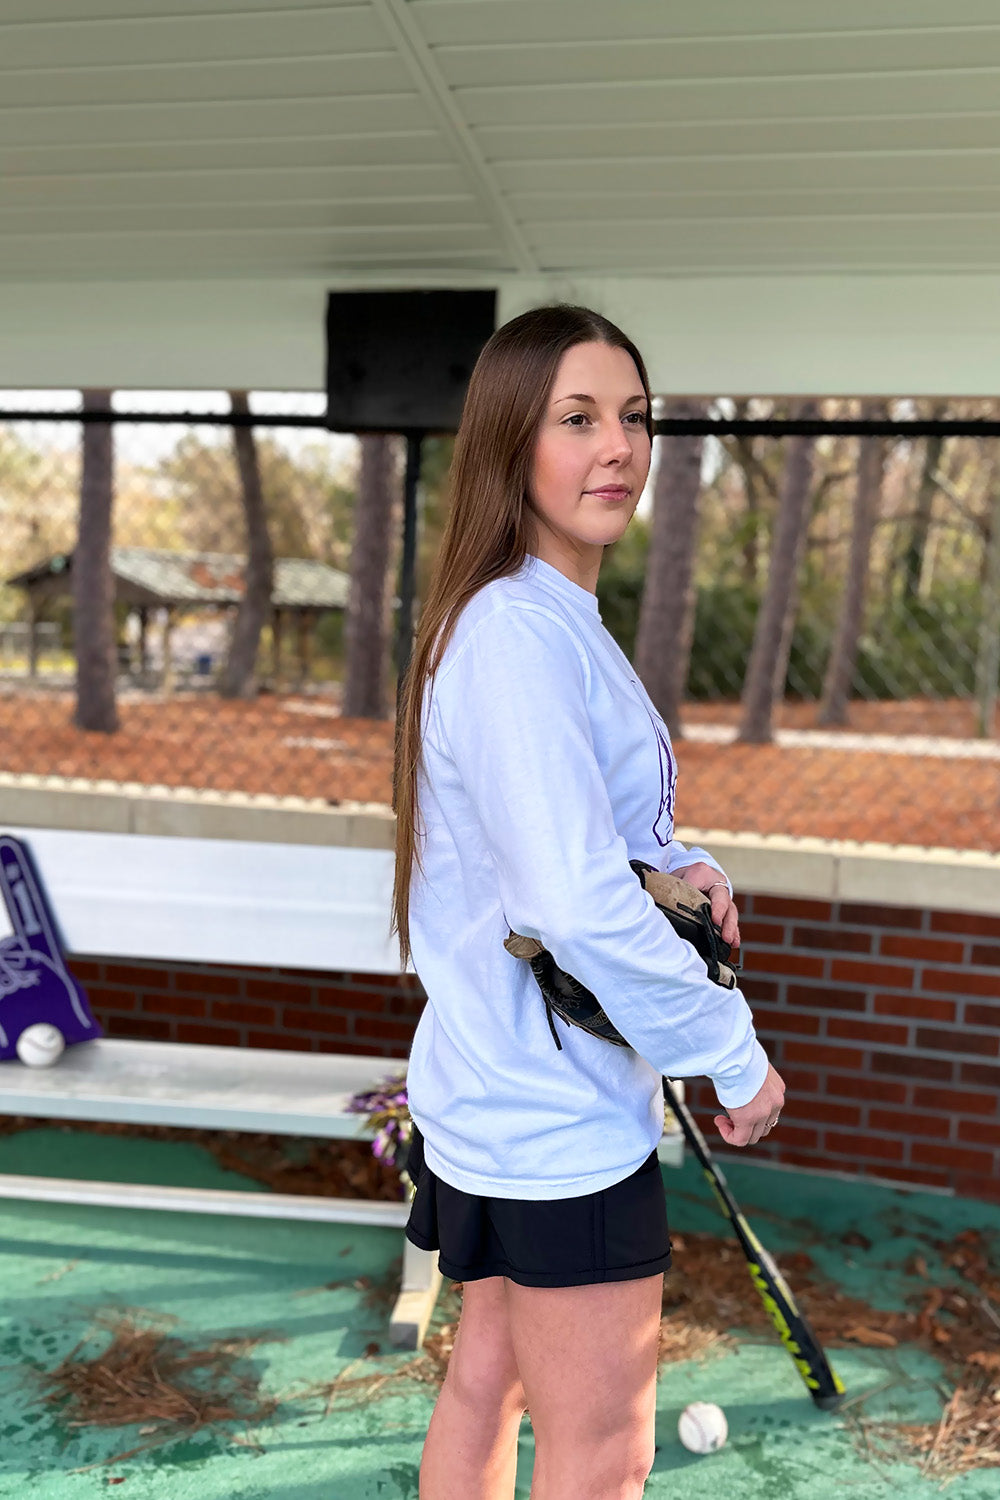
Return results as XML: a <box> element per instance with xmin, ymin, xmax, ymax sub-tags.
<box><xmin>630</xmin><ymin>681</ymin><xmax>676</xmax><ymax>846</ymax></box>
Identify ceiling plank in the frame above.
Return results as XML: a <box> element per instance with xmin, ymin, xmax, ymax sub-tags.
<box><xmin>457</xmin><ymin>71</ymin><xmax>1000</xmax><ymax>126</ymax></box>
<box><xmin>413</xmin><ymin>0</ymin><xmax>1000</xmax><ymax>45</ymax></box>
<box><xmin>0</xmin><ymin>94</ymin><xmax>432</xmax><ymax>147</ymax></box>
<box><xmin>369</xmin><ymin>0</ymin><xmax>536</xmax><ymax>272</ymax></box>
<box><xmin>0</xmin><ymin>8</ymin><xmax>385</xmax><ymax>68</ymax></box>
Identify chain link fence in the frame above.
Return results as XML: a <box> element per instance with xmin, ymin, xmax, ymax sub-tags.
<box><xmin>1</xmin><ymin>391</ymin><xmax>998</xmax><ymax>852</ymax></box>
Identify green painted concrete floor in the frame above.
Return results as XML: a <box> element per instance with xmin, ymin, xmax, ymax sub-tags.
<box><xmin>0</xmin><ymin>1125</ymin><xmax>998</xmax><ymax>1500</ymax></box>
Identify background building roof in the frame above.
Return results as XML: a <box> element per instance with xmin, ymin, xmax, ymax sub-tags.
<box><xmin>7</xmin><ymin>547</ymin><xmax>349</xmax><ymax>611</ymax></box>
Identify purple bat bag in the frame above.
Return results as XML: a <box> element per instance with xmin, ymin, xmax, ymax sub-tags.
<box><xmin>0</xmin><ymin>834</ymin><xmax>101</xmax><ymax>1059</ymax></box>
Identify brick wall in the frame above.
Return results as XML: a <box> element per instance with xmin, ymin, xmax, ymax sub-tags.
<box><xmin>67</xmin><ymin>956</ymin><xmax>423</xmax><ymax>1058</ymax></box>
<box><xmin>67</xmin><ymin>891</ymin><xmax>1000</xmax><ymax>1203</ymax></box>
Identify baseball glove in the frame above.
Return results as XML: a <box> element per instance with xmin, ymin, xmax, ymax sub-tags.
<box><xmin>503</xmin><ymin>859</ymin><xmax>740</xmax><ymax>1051</ymax></box>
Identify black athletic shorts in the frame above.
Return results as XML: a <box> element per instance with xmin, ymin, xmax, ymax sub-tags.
<box><xmin>403</xmin><ymin>1124</ymin><xmax>671</xmax><ymax>1288</ymax></box>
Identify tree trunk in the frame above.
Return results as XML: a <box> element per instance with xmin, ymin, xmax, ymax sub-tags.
<box><xmin>901</xmin><ymin>403</ymin><xmax>947</xmax><ymax>603</ymax></box>
<box><xmin>737</xmin><ymin>401</ymin><xmax>820</xmax><ymax>744</ymax></box>
<box><xmin>975</xmin><ymin>475</ymin><xmax>1000</xmax><ymax>738</ymax></box>
<box><xmin>818</xmin><ymin>405</ymin><xmax>888</xmax><ymax>727</ymax></box>
<box><xmin>343</xmin><ymin>433</ymin><xmax>398</xmax><ymax>720</ymax></box>
<box><xmin>73</xmin><ymin>389</ymin><xmax>119</xmax><ymax>732</ymax></box>
<box><xmin>633</xmin><ymin>399</ymin><xmax>708</xmax><ymax>737</ymax></box>
<box><xmin>217</xmin><ymin>391</ymin><xmax>273</xmax><ymax>700</ymax></box>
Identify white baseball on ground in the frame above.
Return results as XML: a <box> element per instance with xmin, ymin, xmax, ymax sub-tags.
<box><xmin>16</xmin><ymin>1023</ymin><xmax>66</xmax><ymax>1068</ymax></box>
<box><xmin>678</xmin><ymin>1401</ymin><xmax>728</xmax><ymax>1454</ymax></box>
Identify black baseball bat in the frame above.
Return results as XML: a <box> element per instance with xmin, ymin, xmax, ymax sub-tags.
<box><xmin>662</xmin><ymin>1077</ymin><xmax>846</xmax><ymax>1411</ymax></box>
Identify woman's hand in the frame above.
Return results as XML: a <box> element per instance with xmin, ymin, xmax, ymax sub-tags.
<box><xmin>714</xmin><ymin>1062</ymin><xmax>786</xmax><ymax>1147</ymax></box>
<box><xmin>671</xmin><ymin>861</ymin><xmax>740</xmax><ymax>952</ymax></box>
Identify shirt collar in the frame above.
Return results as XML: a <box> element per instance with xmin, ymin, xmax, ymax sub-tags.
<box><xmin>520</xmin><ymin>554</ymin><xmax>602</xmax><ymax>621</ymax></box>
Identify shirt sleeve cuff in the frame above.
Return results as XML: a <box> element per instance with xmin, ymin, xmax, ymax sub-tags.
<box><xmin>711</xmin><ymin>1039</ymin><xmax>770</xmax><ymax>1111</ymax></box>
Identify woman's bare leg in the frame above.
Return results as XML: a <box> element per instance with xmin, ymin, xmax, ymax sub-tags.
<box><xmin>504</xmin><ymin>1274</ymin><xmax>663</xmax><ymax>1500</ymax></box>
<box><xmin>420</xmin><ymin>1276</ymin><xmax>528</xmax><ymax>1500</ymax></box>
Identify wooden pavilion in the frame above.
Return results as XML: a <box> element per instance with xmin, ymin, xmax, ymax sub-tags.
<box><xmin>5</xmin><ymin>546</ymin><xmax>350</xmax><ymax>689</ymax></box>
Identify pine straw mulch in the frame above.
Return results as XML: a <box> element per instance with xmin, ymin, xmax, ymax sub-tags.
<box><xmin>29</xmin><ymin>1307</ymin><xmax>286</xmax><ymax>1474</ymax></box>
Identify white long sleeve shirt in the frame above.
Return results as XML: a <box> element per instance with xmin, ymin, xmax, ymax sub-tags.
<box><xmin>405</xmin><ymin>554</ymin><xmax>768</xmax><ymax>1199</ymax></box>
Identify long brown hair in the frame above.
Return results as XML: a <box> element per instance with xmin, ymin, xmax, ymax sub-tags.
<box><xmin>391</xmin><ymin>303</ymin><xmax>653</xmax><ymax>968</ymax></box>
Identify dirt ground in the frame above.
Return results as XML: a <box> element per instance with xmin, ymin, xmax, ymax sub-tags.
<box><xmin>0</xmin><ymin>686</ymin><xmax>997</xmax><ymax>853</ymax></box>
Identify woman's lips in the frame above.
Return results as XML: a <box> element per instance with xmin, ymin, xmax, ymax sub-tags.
<box><xmin>588</xmin><ymin>487</ymin><xmax>630</xmax><ymax>500</ymax></box>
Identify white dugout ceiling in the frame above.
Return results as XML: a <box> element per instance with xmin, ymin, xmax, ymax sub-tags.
<box><xmin>1</xmin><ymin>0</ymin><xmax>1000</xmax><ymax>393</ymax></box>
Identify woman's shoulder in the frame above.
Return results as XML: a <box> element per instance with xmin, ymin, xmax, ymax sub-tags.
<box><xmin>441</xmin><ymin>571</ymin><xmax>580</xmax><ymax>670</ymax></box>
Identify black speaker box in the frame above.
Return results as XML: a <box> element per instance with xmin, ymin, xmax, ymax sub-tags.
<box><xmin>325</xmin><ymin>289</ymin><xmax>497</xmax><ymax>433</ymax></box>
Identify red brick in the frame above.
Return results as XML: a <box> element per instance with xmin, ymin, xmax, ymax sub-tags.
<box><xmin>387</xmin><ymin>992</ymin><xmax>426</xmax><ymax>1018</ymax></box>
<box><xmin>776</xmin><ymin>1067</ymin><xmax>820</xmax><ymax>1094</ymax></box>
<box><xmin>317</xmin><ymin>1036</ymin><xmax>408</xmax><ymax>1059</ymax></box>
<box><xmin>313</xmin><ymin>985</ymin><xmax>384</xmax><ymax>1013</ymax></box>
<box><xmin>826</xmin><ymin>1131</ymin><xmax>905</xmax><ymax>1161</ymax></box>
<box><xmin>870</xmin><ymin>1107</ymin><xmax>951</xmax><ymax>1139</ymax></box>
<box><xmin>107</xmin><ymin>1015</ymin><xmax>171</xmax><ymax>1040</ymax></box>
<box><xmin>753</xmin><ymin>896</ymin><xmax>835</xmax><ymax>921</ymax></box>
<box><xmin>873</xmin><ymin>993</ymin><xmax>956</xmax><ymax>1022</ymax></box>
<box><xmin>970</xmin><ymin>944</ymin><xmax>1000</xmax><ymax>967</ymax></box>
<box><xmin>785</xmin><ymin>983</ymin><xmax>867</xmax><ymax>1012</ymax></box>
<box><xmin>103</xmin><ymin>962</ymin><xmax>175</xmax><ymax>989</ymax></box>
<box><xmin>755</xmin><ymin>951</ymin><xmax>826</xmax><ymax>979</ymax></box>
<box><xmin>782</xmin><ymin>1098</ymin><xmax>862</xmax><ymax>1127</ymax></box>
<box><xmin>174</xmin><ymin>970</ymin><xmax>243</xmax><ymax>997</ymax></box>
<box><xmin>880</xmin><ymin>934</ymin><xmax>965</xmax><ymax>964</ymax></box>
<box><xmin>740</xmin><ymin>977</ymin><xmax>780</xmax><ymax>1003</ymax></box>
<box><xmin>916</xmin><ymin>1027</ymin><xmax>999</xmax><ymax>1057</ymax></box>
<box><xmin>966</xmin><ymin>1002</ymin><xmax>1000</xmax><ymax>1028</ymax></box>
<box><xmin>792</xmin><ymin>927</ymin><xmax>872</xmax><ymax>954</ymax></box>
<box><xmin>784</xmin><ymin>1041</ymin><xmax>865</xmax><ymax>1069</ymax></box>
<box><xmin>86</xmin><ymin>985</ymin><xmax>139</xmax><ymax>1010</ymax></box>
<box><xmin>89</xmin><ymin>993</ymin><xmax>137</xmax><ymax>1013</ymax></box>
<box><xmin>739</xmin><ymin>920</ymin><xmax>787</xmax><ymax>946</ymax></box>
<box><xmin>142</xmin><ymin>994</ymin><xmax>206</xmax><ymax>1019</ymax></box>
<box><xmin>769</xmin><ymin>1124</ymin><xmax>820</xmax><ymax>1149</ymax></box>
<box><xmin>211</xmin><ymin>1000</ymin><xmax>277</xmax><ymax>1026</ymax></box>
<box><xmin>752</xmin><ymin>1009</ymin><xmax>822</xmax><ymax>1036</ymax></box>
<box><xmin>913</xmin><ymin>1086</ymin><xmax>998</xmax><ymax>1115</ymax></box>
<box><xmin>67</xmin><ymin>958</ymin><xmax>104</xmax><ymax>982</ymax></box>
<box><xmin>283</xmin><ymin>1008</ymin><xmax>348</xmax><ymax>1036</ymax></box>
<box><xmin>771</xmin><ymin>1147</ymin><xmax>829</xmax><ymax>1172</ymax></box>
<box><xmin>960</xmin><ymin>1061</ymin><xmax>1000</xmax><ymax>1088</ymax></box>
<box><xmin>353</xmin><ymin>1016</ymin><xmax>418</xmax><ymax>1043</ymax></box>
<box><xmin>245</xmin><ymin>977</ymin><xmax>313</xmax><ymax>1003</ymax></box>
<box><xmin>828</xmin><ymin>1017</ymin><xmax>910</xmax><ymax>1046</ymax></box>
<box><xmin>958</xmin><ymin>1119</ymin><xmax>1000</xmax><ymax>1148</ymax></box>
<box><xmin>827</xmin><ymin>1073</ymin><xmax>905</xmax><ymax>1103</ymax></box>
<box><xmin>246</xmin><ymin>1031</ymin><xmax>310</xmax><ymax>1051</ymax></box>
<box><xmin>838</xmin><ymin>902</ymin><xmax>923</xmax><ymax>929</ymax></box>
<box><xmin>830</xmin><ymin>958</ymin><xmax>915</xmax><ymax>989</ymax></box>
<box><xmin>911</xmin><ymin>1141</ymin><xmax>995</xmax><ymax>1172</ymax></box>
<box><xmin>924</xmin><ymin>968</ymin><xmax>1000</xmax><ymax>998</ymax></box>
<box><xmin>931</xmin><ymin>911</ymin><xmax>1000</xmax><ymax>938</ymax></box>
<box><xmin>953</xmin><ymin>1171</ymin><xmax>1000</xmax><ymax>1202</ymax></box>
<box><xmin>175</xmin><ymin>1023</ymin><xmax>242</xmax><ymax>1046</ymax></box>
<box><xmin>872</xmin><ymin>1051</ymin><xmax>952</xmax><ymax>1082</ymax></box>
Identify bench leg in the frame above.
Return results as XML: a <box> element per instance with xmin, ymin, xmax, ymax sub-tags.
<box><xmin>389</xmin><ymin>1238</ymin><xmax>443</xmax><ymax>1350</ymax></box>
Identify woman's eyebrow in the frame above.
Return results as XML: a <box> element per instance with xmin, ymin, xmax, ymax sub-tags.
<box><xmin>553</xmin><ymin>392</ymin><xmax>647</xmax><ymax>405</ymax></box>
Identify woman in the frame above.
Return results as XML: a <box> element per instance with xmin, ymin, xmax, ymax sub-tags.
<box><xmin>392</xmin><ymin>304</ymin><xmax>785</xmax><ymax>1500</ymax></box>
